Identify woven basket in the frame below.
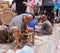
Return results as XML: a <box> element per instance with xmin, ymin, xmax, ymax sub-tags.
<box><xmin>3</xmin><ymin>4</ymin><xmax>9</xmax><ymax>8</ymax></box>
<box><xmin>1</xmin><ymin>11</ymin><xmax>17</xmax><ymax>25</ymax></box>
<box><xmin>4</xmin><ymin>1</ymin><xmax>10</xmax><ymax>8</ymax></box>
<box><xmin>0</xmin><ymin>4</ymin><xmax>6</xmax><ymax>12</ymax></box>
<box><xmin>0</xmin><ymin>13</ymin><xmax>2</xmax><ymax>25</ymax></box>
<box><xmin>2</xmin><ymin>8</ymin><xmax>10</xmax><ymax>12</ymax></box>
<box><xmin>0</xmin><ymin>3</ymin><xmax>5</xmax><ymax>9</ymax></box>
<box><xmin>0</xmin><ymin>8</ymin><xmax>2</xmax><ymax>12</ymax></box>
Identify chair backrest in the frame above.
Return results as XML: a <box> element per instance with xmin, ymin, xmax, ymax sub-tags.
<box><xmin>1</xmin><ymin>11</ymin><xmax>17</xmax><ymax>25</ymax></box>
<box><xmin>4</xmin><ymin>1</ymin><xmax>10</xmax><ymax>8</ymax></box>
<box><xmin>2</xmin><ymin>8</ymin><xmax>10</xmax><ymax>12</ymax></box>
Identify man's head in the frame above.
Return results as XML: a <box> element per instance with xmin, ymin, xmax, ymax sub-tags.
<box><xmin>23</xmin><ymin>14</ymin><xmax>33</xmax><ymax>24</ymax></box>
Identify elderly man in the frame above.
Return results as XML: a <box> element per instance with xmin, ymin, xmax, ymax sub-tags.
<box><xmin>9</xmin><ymin>13</ymin><xmax>33</xmax><ymax>48</ymax></box>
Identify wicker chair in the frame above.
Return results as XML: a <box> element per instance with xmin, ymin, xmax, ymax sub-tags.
<box><xmin>1</xmin><ymin>11</ymin><xmax>17</xmax><ymax>25</ymax></box>
<box><xmin>0</xmin><ymin>3</ymin><xmax>5</xmax><ymax>9</ymax></box>
<box><xmin>4</xmin><ymin>1</ymin><xmax>10</xmax><ymax>8</ymax></box>
<box><xmin>20</xmin><ymin>32</ymin><xmax>34</xmax><ymax>45</ymax></box>
<box><xmin>2</xmin><ymin>8</ymin><xmax>10</xmax><ymax>12</ymax></box>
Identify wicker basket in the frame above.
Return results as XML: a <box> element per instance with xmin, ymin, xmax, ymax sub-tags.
<box><xmin>2</xmin><ymin>8</ymin><xmax>10</xmax><ymax>12</ymax></box>
<box><xmin>4</xmin><ymin>1</ymin><xmax>10</xmax><ymax>8</ymax></box>
<box><xmin>0</xmin><ymin>3</ymin><xmax>5</xmax><ymax>9</ymax></box>
<box><xmin>1</xmin><ymin>11</ymin><xmax>17</xmax><ymax>25</ymax></box>
<box><xmin>0</xmin><ymin>4</ymin><xmax>6</xmax><ymax>12</ymax></box>
<box><xmin>0</xmin><ymin>13</ymin><xmax>2</xmax><ymax>25</ymax></box>
<box><xmin>0</xmin><ymin>8</ymin><xmax>2</xmax><ymax>12</ymax></box>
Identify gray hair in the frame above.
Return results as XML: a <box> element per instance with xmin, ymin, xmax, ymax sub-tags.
<box><xmin>23</xmin><ymin>14</ymin><xmax>31</xmax><ymax>20</ymax></box>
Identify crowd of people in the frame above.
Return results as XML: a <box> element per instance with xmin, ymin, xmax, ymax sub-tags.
<box><xmin>7</xmin><ymin>0</ymin><xmax>57</xmax><ymax>48</ymax></box>
<box><xmin>0</xmin><ymin>0</ymin><xmax>60</xmax><ymax>49</ymax></box>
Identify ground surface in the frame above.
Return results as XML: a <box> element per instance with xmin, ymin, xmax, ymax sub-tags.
<box><xmin>0</xmin><ymin>23</ymin><xmax>60</xmax><ymax>53</ymax></box>
<box><xmin>34</xmin><ymin>23</ymin><xmax>60</xmax><ymax>53</ymax></box>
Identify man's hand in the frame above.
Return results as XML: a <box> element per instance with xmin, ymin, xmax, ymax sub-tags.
<box><xmin>23</xmin><ymin>1</ymin><xmax>27</xmax><ymax>5</ymax></box>
<box><xmin>27</xmin><ymin>27</ymin><xmax>34</xmax><ymax>32</ymax></box>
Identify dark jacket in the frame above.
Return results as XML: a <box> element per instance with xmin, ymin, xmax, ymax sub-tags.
<box><xmin>14</xmin><ymin>0</ymin><xmax>27</xmax><ymax>14</ymax></box>
<box><xmin>42</xmin><ymin>0</ymin><xmax>54</xmax><ymax>6</ymax></box>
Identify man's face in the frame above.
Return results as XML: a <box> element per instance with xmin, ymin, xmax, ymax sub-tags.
<box><xmin>28</xmin><ymin>15</ymin><xmax>33</xmax><ymax>22</ymax></box>
<box><xmin>25</xmin><ymin>19</ymin><xmax>29</xmax><ymax>24</ymax></box>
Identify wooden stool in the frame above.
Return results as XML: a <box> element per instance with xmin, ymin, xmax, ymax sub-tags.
<box><xmin>23</xmin><ymin>32</ymin><xmax>34</xmax><ymax>45</ymax></box>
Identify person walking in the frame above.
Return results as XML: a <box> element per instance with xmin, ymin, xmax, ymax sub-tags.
<box><xmin>11</xmin><ymin>0</ymin><xmax>27</xmax><ymax>15</ymax></box>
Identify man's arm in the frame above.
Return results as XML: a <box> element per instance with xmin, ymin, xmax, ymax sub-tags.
<box><xmin>12</xmin><ymin>0</ymin><xmax>17</xmax><ymax>11</ymax></box>
<box><xmin>23</xmin><ymin>2</ymin><xmax>33</xmax><ymax>8</ymax></box>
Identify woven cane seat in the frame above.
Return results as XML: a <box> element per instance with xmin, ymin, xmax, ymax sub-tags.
<box><xmin>22</xmin><ymin>32</ymin><xmax>34</xmax><ymax>45</ymax></box>
<box><xmin>1</xmin><ymin>11</ymin><xmax>16</xmax><ymax>25</ymax></box>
